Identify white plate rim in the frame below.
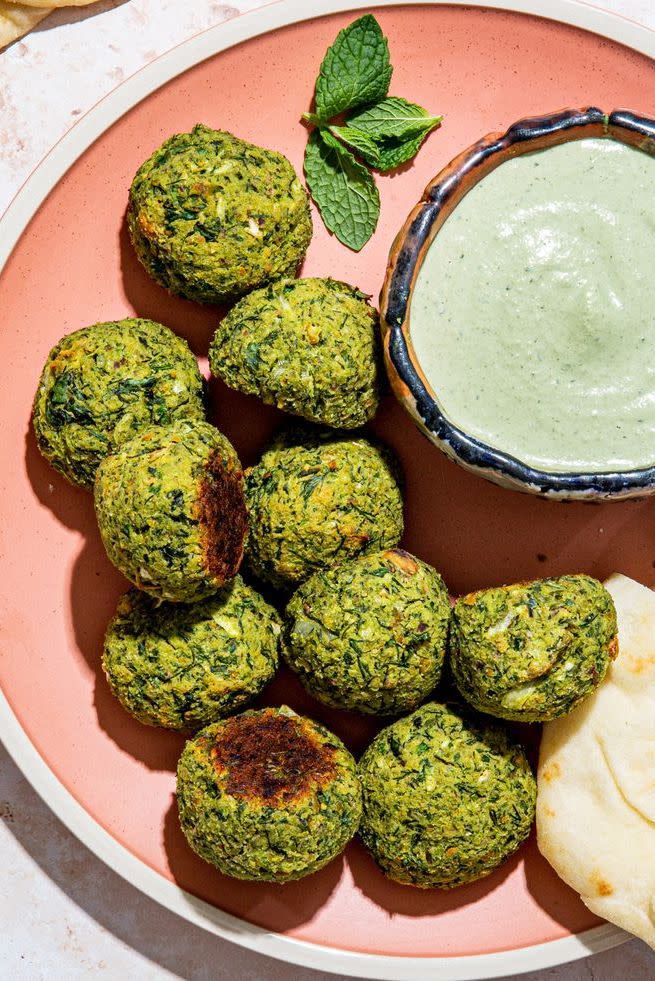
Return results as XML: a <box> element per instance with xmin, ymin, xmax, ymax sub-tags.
<box><xmin>1</xmin><ymin>0</ymin><xmax>651</xmax><ymax>975</ymax></box>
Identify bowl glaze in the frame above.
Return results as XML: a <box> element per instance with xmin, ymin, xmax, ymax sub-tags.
<box><xmin>380</xmin><ymin>106</ymin><xmax>655</xmax><ymax>500</ymax></box>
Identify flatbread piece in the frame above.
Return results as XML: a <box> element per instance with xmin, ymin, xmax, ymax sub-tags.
<box><xmin>537</xmin><ymin>573</ymin><xmax>655</xmax><ymax>950</ymax></box>
<box><xmin>0</xmin><ymin>1</ymin><xmax>51</xmax><ymax>47</ymax></box>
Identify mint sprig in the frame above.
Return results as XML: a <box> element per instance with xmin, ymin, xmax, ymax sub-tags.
<box><xmin>302</xmin><ymin>15</ymin><xmax>442</xmax><ymax>251</ymax></box>
<box><xmin>355</xmin><ymin>130</ymin><xmax>432</xmax><ymax>173</ymax></box>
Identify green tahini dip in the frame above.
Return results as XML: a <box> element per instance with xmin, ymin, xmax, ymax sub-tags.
<box><xmin>410</xmin><ymin>138</ymin><xmax>655</xmax><ymax>473</ymax></box>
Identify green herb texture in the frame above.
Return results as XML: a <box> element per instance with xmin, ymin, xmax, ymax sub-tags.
<box><xmin>371</xmin><ymin>132</ymin><xmax>431</xmax><ymax>172</ymax></box>
<box><xmin>103</xmin><ymin>578</ymin><xmax>280</xmax><ymax>731</ymax></box>
<box><xmin>208</xmin><ymin>277</ymin><xmax>382</xmax><ymax>428</ymax></box>
<box><xmin>128</xmin><ymin>124</ymin><xmax>312</xmax><ymax>304</ymax></box>
<box><xmin>32</xmin><ymin>319</ymin><xmax>205</xmax><ymax>489</ymax></box>
<box><xmin>328</xmin><ymin>125</ymin><xmax>381</xmax><ymax>165</ymax></box>
<box><xmin>348</xmin><ymin>97</ymin><xmax>442</xmax><ymax>139</ymax></box>
<box><xmin>450</xmin><ymin>575</ymin><xmax>618</xmax><ymax>722</ymax></box>
<box><xmin>284</xmin><ymin>549</ymin><xmax>449</xmax><ymax>716</ymax></box>
<box><xmin>94</xmin><ymin>420</ymin><xmax>246</xmax><ymax>603</ymax></box>
<box><xmin>245</xmin><ymin>427</ymin><xmax>404</xmax><ymax>590</ymax></box>
<box><xmin>177</xmin><ymin>707</ymin><xmax>362</xmax><ymax>882</ymax></box>
<box><xmin>302</xmin><ymin>15</ymin><xmax>442</xmax><ymax>249</ymax></box>
<box><xmin>314</xmin><ymin>14</ymin><xmax>392</xmax><ymax>121</ymax></box>
<box><xmin>304</xmin><ymin>131</ymin><xmax>380</xmax><ymax>252</ymax></box>
<box><xmin>358</xmin><ymin>702</ymin><xmax>536</xmax><ymax>888</ymax></box>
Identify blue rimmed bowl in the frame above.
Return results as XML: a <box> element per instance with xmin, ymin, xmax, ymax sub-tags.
<box><xmin>380</xmin><ymin>106</ymin><xmax>655</xmax><ymax>501</ymax></box>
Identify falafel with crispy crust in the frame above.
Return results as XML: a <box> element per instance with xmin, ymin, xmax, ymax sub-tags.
<box><xmin>450</xmin><ymin>574</ymin><xmax>618</xmax><ymax>722</ymax></box>
<box><xmin>94</xmin><ymin>420</ymin><xmax>247</xmax><ymax>603</ymax></box>
<box><xmin>176</xmin><ymin>707</ymin><xmax>362</xmax><ymax>881</ymax></box>
<box><xmin>358</xmin><ymin>702</ymin><xmax>536</xmax><ymax>888</ymax></box>
<box><xmin>209</xmin><ymin>278</ymin><xmax>382</xmax><ymax>428</ymax></box>
<box><xmin>102</xmin><ymin>578</ymin><xmax>280</xmax><ymax>731</ymax></box>
<box><xmin>284</xmin><ymin>549</ymin><xmax>450</xmax><ymax>715</ymax></box>
<box><xmin>32</xmin><ymin>318</ymin><xmax>205</xmax><ymax>489</ymax></box>
<box><xmin>128</xmin><ymin>125</ymin><xmax>312</xmax><ymax>304</ymax></box>
<box><xmin>244</xmin><ymin>426</ymin><xmax>404</xmax><ymax>590</ymax></box>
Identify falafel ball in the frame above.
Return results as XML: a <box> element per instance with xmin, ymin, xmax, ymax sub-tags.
<box><xmin>245</xmin><ymin>427</ymin><xmax>404</xmax><ymax>590</ymax></box>
<box><xmin>103</xmin><ymin>578</ymin><xmax>280</xmax><ymax>730</ymax></box>
<box><xmin>32</xmin><ymin>318</ymin><xmax>205</xmax><ymax>488</ymax></box>
<box><xmin>358</xmin><ymin>702</ymin><xmax>536</xmax><ymax>888</ymax></box>
<box><xmin>284</xmin><ymin>549</ymin><xmax>450</xmax><ymax>716</ymax></box>
<box><xmin>95</xmin><ymin>420</ymin><xmax>247</xmax><ymax>603</ymax></box>
<box><xmin>127</xmin><ymin>125</ymin><xmax>312</xmax><ymax>304</ymax></box>
<box><xmin>177</xmin><ymin>706</ymin><xmax>362</xmax><ymax>882</ymax></box>
<box><xmin>209</xmin><ymin>278</ymin><xmax>381</xmax><ymax>428</ymax></box>
<box><xmin>450</xmin><ymin>574</ymin><xmax>618</xmax><ymax>723</ymax></box>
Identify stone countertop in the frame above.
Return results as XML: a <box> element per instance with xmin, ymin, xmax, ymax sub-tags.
<box><xmin>2</xmin><ymin>1</ymin><xmax>655</xmax><ymax>978</ymax></box>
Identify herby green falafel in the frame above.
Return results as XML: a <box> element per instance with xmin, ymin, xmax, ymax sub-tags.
<box><xmin>103</xmin><ymin>578</ymin><xmax>280</xmax><ymax>730</ymax></box>
<box><xmin>128</xmin><ymin>125</ymin><xmax>312</xmax><ymax>304</ymax></box>
<box><xmin>94</xmin><ymin>420</ymin><xmax>247</xmax><ymax>603</ymax></box>
<box><xmin>284</xmin><ymin>549</ymin><xmax>450</xmax><ymax>715</ymax></box>
<box><xmin>32</xmin><ymin>318</ymin><xmax>205</xmax><ymax>488</ymax></box>
<box><xmin>209</xmin><ymin>278</ymin><xmax>382</xmax><ymax>428</ymax></box>
<box><xmin>177</xmin><ymin>707</ymin><xmax>362</xmax><ymax>881</ymax></box>
<box><xmin>358</xmin><ymin>702</ymin><xmax>536</xmax><ymax>888</ymax></box>
<box><xmin>245</xmin><ymin>427</ymin><xmax>404</xmax><ymax>590</ymax></box>
<box><xmin>450</xmin><ymin>574</ymin><xmax>618</xmax><ymax>722</ymax></box>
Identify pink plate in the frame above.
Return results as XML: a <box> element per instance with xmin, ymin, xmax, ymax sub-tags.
<box><xmin>2</xmin><ymin>1</ymin><xmax>654</xmax><ymax>976</ymax></box>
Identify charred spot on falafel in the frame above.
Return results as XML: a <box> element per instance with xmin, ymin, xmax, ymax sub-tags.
<box><xmin>176</xmin><ymin>707</ymin><xmax>362</xmax><ymax>881</ymax></box>
<box><xmin>94</xmin><ymin>420</ymin><xmax>247</xmax><ymax>603</ymax></box>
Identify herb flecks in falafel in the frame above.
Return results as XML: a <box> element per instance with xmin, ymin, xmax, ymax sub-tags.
<box><xmin>358</xmin><ymin>702</ymin><xmax>536</xmax><ymax>888</ymax></box>
<box><xmin>103</xmin><ymin>578</ymin><xmax>280</xmax><ymax>731</ymax></box>
<box><xmin>450</xmin><ymin>574</ymin><xmax>618</xmax><ymax>722</ymax></box>
<box><xmin>128</xmin><ymin>125</ymin><xmax>312</xmax><ymax>304</ymax></box>
<box><xmin>245</xmin><ymin>427</ymin><xmax>403</xmax><ymax>590</ymax></box>
<box><xmin>209</xmin><ymin>278</ymin><xmax>381</xmax><ymax>428</ymax></box>
<box><xmin>177</xmin><ymin>707</ymin><xmax>362</xmax><ymax>882</ymax></box>
<box><xmin>284</xmin><ymin>549</ymin><xmax>450</xmax><ymax>715</ymax></box>
<box><xmin>95</xmin><ymin>420</ymin><xmax>247</xmax><ymax>603</ymax></box>
<box><xmin>32</xmin><ymin>318</ymin><xmax>205</xmax><ymax>488</ymax></box>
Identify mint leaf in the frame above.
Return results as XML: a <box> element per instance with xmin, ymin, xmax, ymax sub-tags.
<box><xmin>329</xmin><ymin>125</ymin><xmax>381</xmax><ymax>165</ymax></box>
<box><xmin>348</xmin><ymin>97</ymin><xmax>442</xmax><ymax>140</ymax></box>
<box><xmin>314</xmin><ymin>15</ymin><xmax>392</xmax><ymax>121</ymax></box>
<box><xmin>374</xmin><ymin>132</ymin><xmax>430</xmax><ymax>172</ymax></box>
<box><xmin>353</xmin><ymin>130</ymin><xmax>431</xmax><ymax>172</ymax></box>
<box><xmin>304</xmin><ymin>129</ymin><xmax>380</xmax><ymax>250</ymax></box>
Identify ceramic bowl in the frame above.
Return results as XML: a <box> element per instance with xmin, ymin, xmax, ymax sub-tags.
<box><xmin>380</xmin><ymin>106</ymin><xmax>655</xmax><ymax>501</ymax></box>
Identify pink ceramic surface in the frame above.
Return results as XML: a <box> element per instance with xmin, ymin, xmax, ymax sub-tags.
<box><xmin>2</xmin><ymin>2</ymin><xmax>655</xmax><ymax>961</ymax></box>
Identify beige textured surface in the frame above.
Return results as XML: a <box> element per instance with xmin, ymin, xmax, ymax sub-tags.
<box><xmin>0</xmin><ymin>0</ymin><xmax>259</xmax><ymax>215</ymax></box>
<box><xmin>2</xmin><ymin>0</ymin><xmax>655</xmax><ymax>977</ymax></box>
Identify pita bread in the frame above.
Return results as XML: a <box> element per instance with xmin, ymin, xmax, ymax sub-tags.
<box><xmin>0</xmin><ymin>1</ymin><xmax>51</xmax><ymax>48</ymax></box>
<box><xmin>537</xmin><ymin>574</ymin><xmax>655</xmax><ymax>950</ymax></box>
<box><xmin>4</xmin><ymin>0</ymin><xmax>96</xmax><ymax>6</ymax></box>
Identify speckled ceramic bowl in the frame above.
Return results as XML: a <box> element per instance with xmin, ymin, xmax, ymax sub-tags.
<box><xmin>380</xmin><ymin>106</ymin><xmax>655</xmax><ymax>501</ymax></box>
